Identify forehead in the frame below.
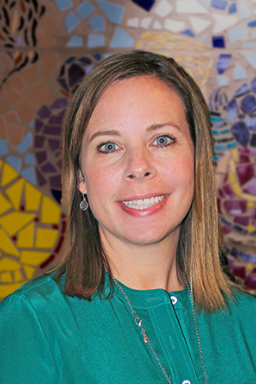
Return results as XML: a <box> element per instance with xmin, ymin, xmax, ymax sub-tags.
<box><xmin>87</xmin><ymin>76</ymin><xmax>187</xmax><ymax>129</ymax></box>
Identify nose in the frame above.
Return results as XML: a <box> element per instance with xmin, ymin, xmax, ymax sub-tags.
<box><xmin>124</xmin><ymin>147</ymin><xmax>156</xmax><ymax>181</ymax></box>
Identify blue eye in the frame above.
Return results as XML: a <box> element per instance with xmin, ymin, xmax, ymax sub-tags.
<box><xmin>154</xmin><ymin>135</ymin><xmax>175</xmax><ymax>147</ymax></box>
<box><xmin>98</xmin><ymin>142</ymin><xmax>117</xmax><ymax>153</ymax></box>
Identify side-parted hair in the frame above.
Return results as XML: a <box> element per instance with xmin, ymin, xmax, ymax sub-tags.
<box><xmin>54</xmin><ymin>50</ymin><xmax>237</xmax><ymax>312</ymax></box>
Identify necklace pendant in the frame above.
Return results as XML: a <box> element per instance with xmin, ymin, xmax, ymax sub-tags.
<box><xmin>143</xmin><ymin>335</ymin><xmax>149</xmax><ymax>343</ymax></box>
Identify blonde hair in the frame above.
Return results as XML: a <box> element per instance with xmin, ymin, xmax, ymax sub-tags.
<box><xmin>54</xmin><ymin>50</ymin><xmax>237</xmax><ymax>312</ymax></box>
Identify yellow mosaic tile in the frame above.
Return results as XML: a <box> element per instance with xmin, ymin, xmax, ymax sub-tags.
<box><xmin>35</xmin><ymin>229</ymin><xmax>58</xmax><ymax>249</ymax></box>
<box><xmin>0</xmin><ymin>229</ymin><xmax>20</xmax><ymax>256</ymax></box>
<box><xmin>23</xmin><ymin>265</ymin><xmax>36</xmax><ymax>280</ymax></box>
<box><xmin>229</xmin><ymin>172</ymin><xmax>236</xmax><ymax>184</ymax></box>
<box><xmin>25</xmin><ymin>183</ymin><xmax>42</xmax><ymax>211</ymax></box>
<box><xmin>232</xmin><ymin>183</ymin><xmax>242</xmax><ymax>196</ymax></box>
<box><xmin>0</xmin><ymin>282</ymin><xmax>24</xmax><ymax>298</ymax></box>
<box><xmin>248</xmin><ymin>201</ymin><xmax>254</xmax><ymax>208</ymax></box>
<box><xmin>1</xmin><ymin>163</ymin><xmax>18</xmax><ymax>187</ymax></box>
<box><xmin>5</xmin><ymin>179</ymin><xmax>25</xmax><ymax>211</ymax></box>
<box><xmin>17</xmin><ymin>222</ymin><xmax>35</xmax><ymax>248</ymax></box>
<box><xmin>0</xmin><ymin>212</ymin><xmax>35</xmax><ymax>236</ymax></box>
<box><xmin>14</xmin><ymin>269</ymin><xmax>23</xmax><ymax>282</ymax></box>
<box><xmin>241</xmin><ymin>193</ymin><xmax>256</xmax><ymax>202</ymax></box>
<box><xmin>0</xmin><ymin>257</ymin><xmax>21</xmax><ymax>271</ymax></box>
<box><xmin>20</xmin><ymin>251</ymin><xmax>50</xmax><ymax>266</ymax></box>
<box><xmin>231</xmin><ymin>148</ymin><xmax>238</xmax><ymax>163</ymax></box>
<box><xmin>248</xmin><ymin>225</ymin><xmax>255</xmax><ymax>233</ymax></box>
<box><xmin>0</xmin><ymin>192</ymin><xmax>12</xmax><ymax>215</ymax></box>
<box><xmin>41</xmin><ymin>196</ymin><xmax>61</xmax><ymax>224</ymax></box>
<box><xmin>246</xmin><ymin>263</ymin><xmax>253</xmax><ymax>271</ymax></box>
<box><xmin>1</xmin><ymin>272</ymin><xmax>13</xmax><ymax>283</ymax></box>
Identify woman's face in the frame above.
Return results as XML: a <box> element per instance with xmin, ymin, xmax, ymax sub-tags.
<box><xmin>78</xmin><ymin>76</ymin><xmax>194</xmax><ymax>247</ymax></box>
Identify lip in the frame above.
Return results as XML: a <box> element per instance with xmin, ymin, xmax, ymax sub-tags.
<box><xmin>117</xmin><ymin>194</ymin><xmax>169</xmax><ymax>217</ymax></box>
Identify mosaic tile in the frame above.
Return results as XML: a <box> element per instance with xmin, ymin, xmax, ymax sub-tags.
<box><xmin>228</xmin><ymin>27</ymin><xmax>247</xmax><ymax>43</ymax></box>
<box><xmin>88</xmin><ymin>33</ymin><xmax>105</xmax><ymax>48</ymax></box>
<box><xmin>0</xmin><ymin>258</ymin><xmax>21</xmax><ymax>272</ymax></box>
<box><xmin>20</xmin><ymin>167</ymin><xmax>36</xmax><ymax>185</ymax></box>
<box><xmin>35</xmin><ymin>168</ymin><xmax>47</xmax><ymax>186</ymax></box>
<box><xmin>37</xmin><ymin>105</ymin><xmax>51</xmax><ymax>120</ymax></box>
<box><xmin>212</xmin><ymin>36</ymin><xmax>225</xmax><ymax>48</ymax></box>
<box><xmin>1</xmin><ymin>163</ymin><xmax>18</xmax><ymax>187</ymax></box>
<box><xmin>243</xmin><ymin>178</ymin><xmax>256</xmax><ymax>195</ymax></box>
<box><xmin>176</xmin><ymin>0</ymin><xmax>209</xmax><ymax>13</ymax></box>
<box><xmin>154</xmin><ymin>0</ymin><xmax>173</xmax><ymax>17</ymax></box>
<box><xmin>17</xmin><ymin>132</ymin><xmax>33</xmax><ymax>154</ymax></box>
<box><xmin>41</xmin><ymin>196</ymin><xmax>61</xmax><ymax>224</ymax></box>
<box><xmin>234</xmin><ymin>63</ymin><xmax>247</xmax><ymax>81</ymax></box>
<box><xmin>96</xmin><ymin>0</ymin><xmax>125</xmax><ymax>25</ymax></box>
<box><xmin>241</xmin><ymin>95</ymin><xmax>256</xmax><ymax>114</ymax></box>
<box><xmin>234</xmin><ymin>83</ymin><xmax>250</xmax><ymax>98</ymax></box>
<box><xmin>110</xmin><ymin>28</ymin><xmax>134</xmax><ymax>48</ymax></box>
<box><xmin>231</xmin><ymin>122</ymin><xmax>249</xmax><ymax>147</ymax></box>
<box><xmin>20</xmin><ymin>251</ymin><xmax>50</xmax><ymax>266</ymax></box>
<box><xmin>89</xmin><ymin>14</ymin><xmax>105</xmax><ymax>31</ymax></box>
<box><xmin>248</xmin><ymin>21</ymin><xmax>256</xmax><ymax>28</ymax></box>
<box><xmin>234</xmin><ymin>216</ymin><xmax>249</xmax><ymax>226</ymax></box>
<box><xmin>239</xmin><ymin>1</ymin><xmax>251</xmax><ymax>20</ymax></box>
<box><xmin>132</xmin><ymin>0</ymin><xmax>155</xmax><ymax>12</ymax></box>
<box><xmin>65</xmin><ymin>11</ymin><xmax>81</xmax><ymax>33</ymax></box>
<box><xmin>67</xmin><ymin>35</ymin><xmax>83</xmax><ymax>47</ymax></box>
<box><xmin>35</xmin><ymin>229</ymin><xmax>58</xmax><ymax>249</ymax></box>
<box><xmin>141</xmin><ymin>17</ymin><xmax>153</xmax><ymax>29</ymax></box>
<box><xmin>245</xmin><ymin>274</ymin><xmax>256</xmax><ymax>289</ymax></box>
<box><xmin>54</xmin><ymin>0</ymin><xmax>73</xmax><ymax>11</ymax></box>
<box><xmin>25</xmin><ymin>154</ymin><xmax>36</xmax><ymax>165</ymax></box>
<box><xmin>251</xmin><ymin>78</ymin><xmax>256</xmax><ymax>93</ymax></box>
<box><xmin>0</xmin><ymin>212</ymin><xmax>35</xmax><ymax>237</ymax></box>
<box><xmin>0</xmin><ymin>229</ymin><xmax>19</xmax><ymax>257</ymax></box>
<box><xmin>5</xmin><ymin>179</ymin><xmax>24</xmax><ymax>211</ymax></box>
<box><xmin>76</xmin><ymin>1</ymin><xmax>95</xmax><ymax>20</ymax></box>
<box><xmin>49</xmin><ymin>175</ymin><xmax>62</xmax><ymax>189</ymax></box>
<box><xmin>0</xmin><ymin>193</ymin><xmax>12</xmax><ymax>216</ymax></box>
<box><xmin>181</xmin><ymin>29</ymin><xmax>195</xmax><ymax>38</ymax></box>
<box><xmin>42</xmin><ymin>51</ymin><xmax>59</xmax><ymax>78</ymax></box>
<box><xmin>17</xmin><ymin>222</ymin><xmax>35</xmax><ymax>248</ymax></box>
<box><xmin>224</xmin><ymin>200</ymin><xmax>247</xmax><ymax>215</ymax></box>
<box><xmin>211</xmin><ymin>0</ymin><xmax>227</xmax><ymax>10</ymax></box>
<box><xmin>243</xmin><ymin>54</ymin><xmax>256</xmax><ymax>70</ymax></box>
<box><xmin>228</xmin><ymin>3</ymin><xmax>237</xmax><ymax>14</ymax></box>
<box><xmin>34</xmin><ymin>135</ymin><xmax>46</xmax><ymax>148</ymax></box>
<box><xmin>7</xmin><ymin>122</ymin><xmax>26</xmax><ymax>144</ymax></box>
<box><xmin>217</xmin><ymin>54</ymin><xmax>231</xmax><ymax>74</ymax></box>
<box><xmin>0</xmin><ymin>140</ymin><xmax>9</xmax><ymax>156</ymax></box>
<box><xmin>226</xmin><ymin>99</ymin><xmax>238</xmax><ymax>123</ymax></box>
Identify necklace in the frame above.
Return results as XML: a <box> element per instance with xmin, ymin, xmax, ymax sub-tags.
<box><xmin>112</xmin><ymin>274</ymin><xmax>208</xmax><ymax>384</ymax></box>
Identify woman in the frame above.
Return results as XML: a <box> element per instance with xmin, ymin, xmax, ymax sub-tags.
<box><xmin>0</xmin><ymin>50</ymin><xmax>256</xmax><ymax>384</ymax></box>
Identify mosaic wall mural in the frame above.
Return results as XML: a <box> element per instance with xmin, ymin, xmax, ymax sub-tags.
<box><xmin>1</xmin><ymin>0</ymin><xmax>256</xmax><ymax>298</ymax></box>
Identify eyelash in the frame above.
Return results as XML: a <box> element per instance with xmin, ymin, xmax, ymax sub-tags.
<box><xmin>97</xmin><ymin>134</ymin><xmax>176</xmax><ymax>154</ymax></box>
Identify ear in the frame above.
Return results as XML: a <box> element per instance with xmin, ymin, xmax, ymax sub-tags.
<box><xmin>77</xmin><ymin>169</ymin><xmax>87</xmax><ymax>194</ymax></box>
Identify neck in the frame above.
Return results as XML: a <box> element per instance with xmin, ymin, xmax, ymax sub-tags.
<box><xmin>100</xmin><ymin>228</ymin><xmax>184</xmax><ymax>292</ymax></box>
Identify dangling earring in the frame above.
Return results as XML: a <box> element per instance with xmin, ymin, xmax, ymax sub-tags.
<box><xmin>80</xmin><ymin>193</ymin><xmax>88</xmax><ymax>211</ymax></box>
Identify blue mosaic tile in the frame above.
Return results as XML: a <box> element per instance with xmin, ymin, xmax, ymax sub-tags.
<box><xmin>66</xmin><ymin>35</ymin><xmax>83</xmax><ymax>47</ymax></box>
<box><xmin>54</xmin><ymin>0</ymin><xmax>73</xmax><ymax>11</ymax></box>
<box><xmin>89</xmin><ymin>14</ymin><xmax>105</xmax><ymax>31</ymax></box>
<box><xmin>251</xmin><ymin>77</ymin><xmax>256</xmax><ymax>93</ymax></box>
<box><xmin>211</xmin><ymin>0</ymin><xmax>227</xmax><ymax>10</ymax></box>
<box><xmin>181</xmin><ymin>29</ymin><xmax>194</xmax><ymax>38</ymax></box>
<box><xmin>231</xmin><ymin>121</ymin><xmax>249</xmax><ymax>147</ymax></box>
<box><xmin>25</xmin><ymin>154</ymin><xmax>36</xmax><ymax>165</ymax></box>
<box><xmin>76</xmin><ymin>1</ymin><xmax>95</xmax><ymax>19</ymax></box>
<box><xmin>234</xmin><ymin>63</ymin><xmax>247</xmax><ymax>81</ymax></box>
<box><xmin>248</xmin><ymin>20</ymin><xmax>256</xmax><ymax>28</ymax></box>
<box><xmin>96</xmin><ymin>0</ymin><xmax>125</xmax><ymax>24</ymax></box>
<box><xmin>217</xmin><ymin>54</ymin><xmax>231</xmax><ymax>74</ymax></box>
<box><xmin>6</xmin><ymin>156</ymin><xmax>22</xmax><ymax>172</ymax></box>
<box><xmin>132</xmin><ymin>0</ymin><xmax>155</xmax><ymax>12</ymax></box>
<box><xmin>28</xmin><ymin>120</ymin><xmax>34</xmax><ymax>128</ymax></box>
<box><xmin>233</xmin><ymin>83</ymin><xmax>250</xmax><ymax>97</ymax></box>
<box><xmin>241</xmin><ymin>95</ymin><xmax>256</xmax><ymax>114</ymax></box>
<box><xmin>226</xmin><ymin>99</ymin><xmax>238</xmax><ymax>123</ymax></box>
<box><xmin>0</xmin><ymin>139</ymin><xmax>8</xmax><ymax>155</ymax></box>
<box><xmin>228</xmin><ymin>27</ymin><xmax>247</xmax><ymax>43</ymax></box>
<box><xmin>110</xmin><ymin>27</ymin><xmax>134</xmax><ymax>48</ymax></box>
<box><xmin>244</xmin><ymin>54</ymin><xmax>256</xmax><ymax>70</ymax></box>
<box><xmin>17</xmin><ymin>132</ymin><xmax>32</xmax><ymax>154</ymax></box>
<box><xmin>65</xmin><ymin>12</ymin><xmax>81</xmax><ymax>33</ymax></box>
<box><xmin>246</xmin><ymin>116</ymin><xmax>256</xmax><ymax>131</ymax></box>
<box><xmin>21</xmin><ymin>167</ymin><xmax>36</xmax><ymax>185</ymax></box>
<box><xmin>88</xmin><ymin>34</ymin><xmax>105</xmax><ymax>48</ymax></box>
<box><xmin>239</xmin><ymin>2</ymin><xmax>251</xmax><ymax>20</ymax></box>
<box><xmin>228</xmin><ymin>2</ymin><xmax>237</xmax><ymax>14</ymax></box>
<box><xmin>212</xmin><ymin>36</ymin><xmax>225</xmax><ymax>48</ymax></box>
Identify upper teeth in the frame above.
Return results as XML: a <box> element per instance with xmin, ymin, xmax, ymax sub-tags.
<box><xmin>122</xmin><ymin>196</ymin><xmax>165</xmax><ymax>210</ymax></box>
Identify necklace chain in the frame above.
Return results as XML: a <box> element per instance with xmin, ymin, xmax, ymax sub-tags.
<box><xmin>112</xmin><ymin>275</ymin><xmax>208</xmax><ymax>384</ymax></box>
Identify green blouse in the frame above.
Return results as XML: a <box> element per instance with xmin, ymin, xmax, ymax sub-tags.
<box><xmin>0</xmin><ymin>273</ymin><xmax>256</xmax><ymax>384</ymax></box>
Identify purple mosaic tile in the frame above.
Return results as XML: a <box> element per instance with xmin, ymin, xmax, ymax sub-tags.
<box><xmin>224</xmin><ymin>200</ymin><xmax>247</xmax><ymax>215</ymax></box>
<box><xmin>41</xmin><ymin>161</ymin><xmax>58</xmax><ymax>173</ymax></box>
<box><xmin>43</xmin><ymin>125</ymin><xmax>62</xmax><ymax>136</ymax></box>
<box><xmin>49</xmin><ymin>175</ymin><xmax>62</xmax><ymax>189</ymax></box>
<box><xmin>239</xmin><ymin>154</ymin><xmax>250</xmax><ymax>163</ymax></box>
<box><xmin>251</xmin><ymin>77</ymin><xmax>256</xmax><ymax>93</ymax></box>
<box><xmin>48</xmin><ymin>139</ymin><xmax>60</xmax><ymax>151</ymax></box>
<box><xmin>132</xmin><ymin>0</ymin><xmax>155</xmax><ymax>12</ymax></box>
<box><xmin>246</xmin><ymin>115</ymin><xmax>256</xmax><ymax>131</ymax></box>
<box><xmin>212</xmin><ymin>36</ymin><xmax>225</xmax><ymax>48</ymax></box>
<box><xmin>222</xmin><ymin>184</ymin><xmax>235</xmax><ymax>198</ymax></box>
<box><xmin>48</xmin><ymin>115</ymin><xmax>63</xmax><ymax>125</ymax></box>
<box><xmin>241</xmin><ymin>95</ymin><xmax>256</xmax><ymax>114</ymax></box>
<box><xmin>223</xmin><ymin>225</ymin><xmax>231</xmax><ymax>234</ymax></box>
<box><xmin>58</xmin><ymin>78</ymin><xmax>69</xmax><ymax>92</ymax></box>
<box><xmin>35</xmin><ymin>150</ymin><xmax>47</xmax><ymax>164</ymax></box>
<box><xmin>35</xmin><ymin>119</ymin><xmax>44</xmax><ymax>133</ymax></box>
<box><xmin>34</xmin><ymin>135</ymin><xmax>46</xmax><ymax>148</ymax></box>
<box><xmin>231</xmin><ymin>121</ymin><xmax>249</xmax><ymax>147</ymax></box>
<box><xmin>226</xmin><ymin>99</ymin><xmax>238</xmax><ymax>123</ymax></box>
<box><xmin>37</xmin><ymin>105</ymin><xmax>51</xmax><ymax>119</ymax></box>
<box><xmin>57</xmin><ymin>160</ymin><xmax>62</xmax><ymax>169</ymax></box>
<box><xmin>68</xmin><ymin>63</ymin><xmax>85</xmax><ymax>88</ymax></box>
<box><xmin>241</xmin><ymin>253</ymin><xmax>256</xmax><ymax>263</ymax></box>
<box><xmin>234</xmin><ymin>216</ymin><xmax>249</xmax><ymax>226</ymax></box>
<box><xmin>234</xmin><ymin>83</ymin><xmax>250</xmax><ymax>98</ymax></box>
<box><xmin>236</xmin><ymin>164</ymin><xmax>254</xmax><ymax>186</ymax></box>
<box><xmin>232</xmin><ymin>264</ymin><xmax>246</xmax><ymax>279</ymax></box>
<box><xmin>35</xmin><ymin>167</ymin><xmax>47</xmax><ymax>186</ymax></box>
<box><xmin>250</xmin><ymin>134</ymin><xmax>256</xmax><ymax>148</ymax></box>
<box><xmin>244</xmin><ymin>274</ymin><xmax>256</xmax><ymax>289</ymax></box>
<box><xmin>50</xmin><ymin>98</ymin><xmax>68</xmax><ymax>110</ymax></box>
<box><xmin>243</xmin><ymin>177</ymin><xmax>256</xmax><ymax>195</ymax></box>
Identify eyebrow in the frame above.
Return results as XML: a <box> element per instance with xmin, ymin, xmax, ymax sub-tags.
<box><xmin>89</xmin><ymin>122</ymin><xmax>180</xmax><ymax>142</ymax></box>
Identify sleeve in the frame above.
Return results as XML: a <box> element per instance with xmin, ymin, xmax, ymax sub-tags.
<box><xmin>0</xmin><ymin>292</ymin><xmax>60</xmax><ymax>384</ymax></box>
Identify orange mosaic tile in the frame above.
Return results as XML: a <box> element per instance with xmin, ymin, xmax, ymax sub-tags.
<box><xmin>7</xmin><ymin>122</ymin><xmax>26</xmax><ymax>143</ymax></box>
<box><xmin>4</xmin><ymin>89</ymin><xmax>22</xmax><ymax>106</ymax></box>
<box><xmin>42</xmin><ymin>51</ymin><xmax>58</xmax><ymax>77</ymax></box>
<box><xmin>37</xmin><ymin>31</ymin><xmax>52</xmax><ymax>48</ymax></box>
<box><xmin>8</xmin><ymin>72</ymin><xmax>26</xmax><ymax>93</ymax></box>
<box><xmin>1</xmin><ymin>85</ymin><xmax>11</xmax><ymax>100</ymax></box>
<box><xmin>15</xmin><ymin>100</ymin><xmax>35</xmax><ymax>125</ymax></box>
<box><xmin>25</xmin><ymin>79</ymin><xmax>49</xmax><ymax>109</ymax></box>
<box><xmin>47</xmin><ymin>15</ymin><xmax>57</xmax><ymax>35</ymax></box>
<box><xmin>6</xmin><ymin>111</ymin><xmax>20</xmax><ymax>123</ymax></box>
<box><xmin>0</xmin><ymin>102</ymin><xmax>7</xmax><ymax>115</ymax></box>
<box><xmin>21</xmin><ymin>64</ymin><xmax>39</xmax><ymax>85</ymax></box>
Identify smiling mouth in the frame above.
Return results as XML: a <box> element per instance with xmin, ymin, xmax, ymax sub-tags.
<box><xmin>122</xmin><ymin>195</ymin><xmax>165</xmax><ymax>210</ymax></box>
